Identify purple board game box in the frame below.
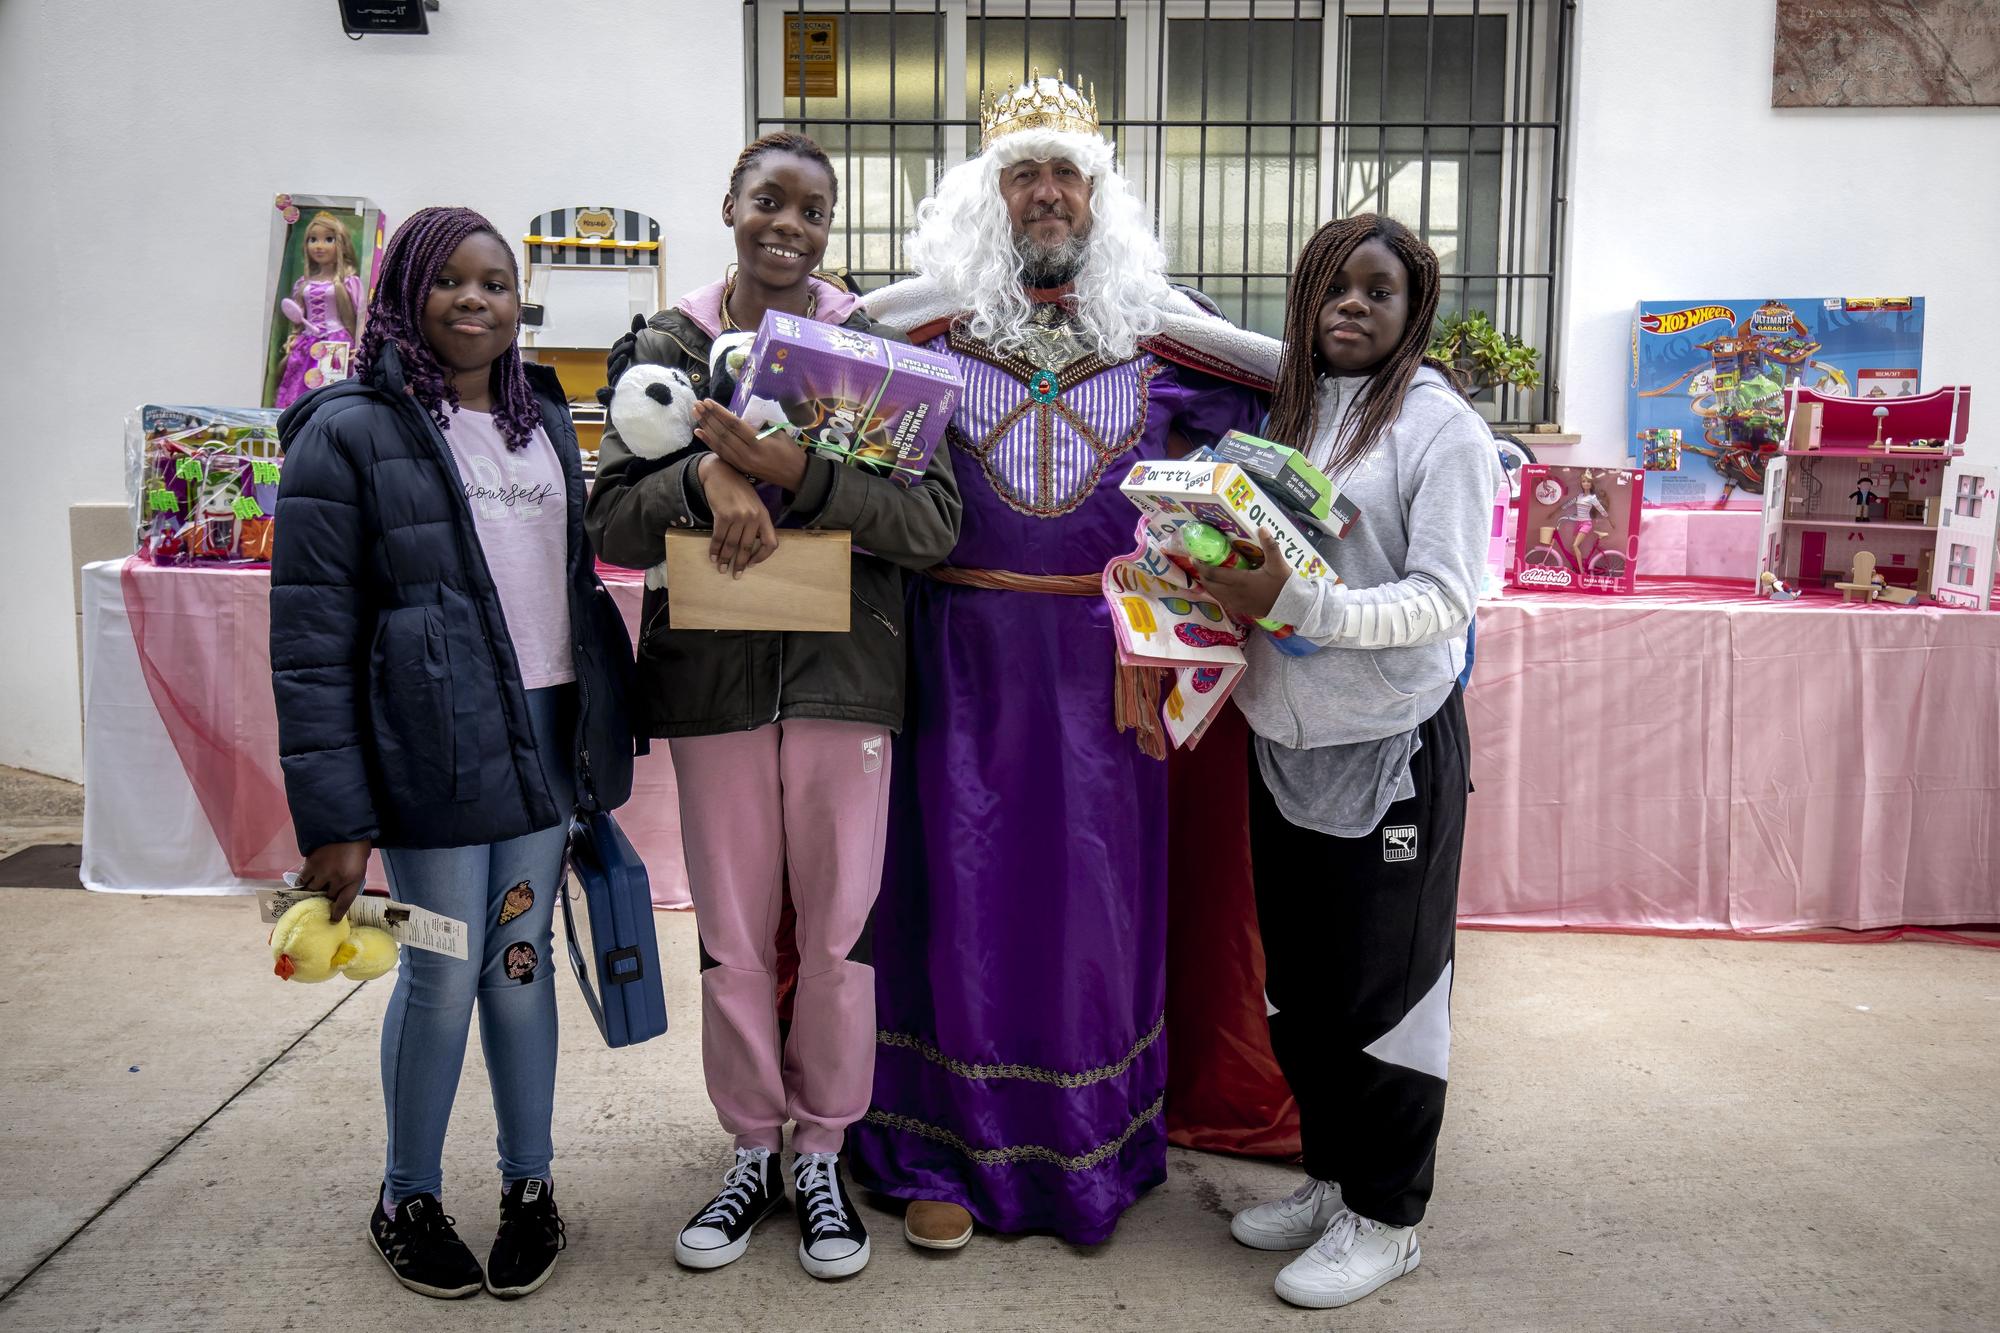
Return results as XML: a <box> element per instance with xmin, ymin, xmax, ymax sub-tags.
<box><xmin>730</xmin><ymin>310</ymin><xmax>964</xmax><ymax>486</ymax></box>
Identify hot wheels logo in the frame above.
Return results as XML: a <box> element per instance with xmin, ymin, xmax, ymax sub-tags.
<box><xmin>1516</xmin><ymin>565</ymin><xmax>1574</xmax><ymax>588</ymax></box>
<box><xmin>1640</xmin><ymin>305</ymin><xmax>1736</xmax><ymax>336</ymax></box>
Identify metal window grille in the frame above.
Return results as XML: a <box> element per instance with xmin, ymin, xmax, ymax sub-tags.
<box><xmin>745</xmin><ymin>0</ymin><xmax>1572</xmax><ymax>427</ymax></box>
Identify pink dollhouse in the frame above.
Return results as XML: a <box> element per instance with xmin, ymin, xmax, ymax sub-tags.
<box><xmin>1757</xmin><ymin>385</ymin><xmax>1996</xmax><ymax>609</ymax></box>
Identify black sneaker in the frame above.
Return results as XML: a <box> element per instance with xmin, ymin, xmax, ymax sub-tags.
<box><xmin>674</xmin><ymin>1148</ymin><xmax>787</xmax><ymax>1270</ymax></box>
<box><xmin>368</xmin><ymin>1190</ymin><xmax>483</xmax><ymax>1299</ymax></box>
<box><xmin>486</xmin><ymin>1178</ymin><xmax>566</xmax><ymax>1299</ymax></box>
<box><xmin>793</xmin><ymin>1151</ymin><xmax>870</xmax><ymax>1280</ymax></box>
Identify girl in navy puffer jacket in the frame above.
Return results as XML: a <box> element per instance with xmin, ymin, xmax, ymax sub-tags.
<box><xmin>272</xmin><ymin>206</ymin><xmax>636</xmax><ymax>1303</ymax></box>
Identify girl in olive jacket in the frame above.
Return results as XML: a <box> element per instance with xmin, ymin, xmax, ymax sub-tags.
<box><xmin>584</xmin><ymin>132</ymin><xmax>960</xmax><ymax>1282</ymax></box>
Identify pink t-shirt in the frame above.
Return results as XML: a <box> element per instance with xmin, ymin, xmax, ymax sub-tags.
<box><xmin>445</xmin><ymin>408</ymin><xmax>575</xmax><ymax>689</ymax></box>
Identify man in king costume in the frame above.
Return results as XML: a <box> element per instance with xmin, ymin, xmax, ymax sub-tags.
<box><xmin>847</xmin><ymin>74</ymin><xmax>1281</xmax><ymax>1248</ymax></box>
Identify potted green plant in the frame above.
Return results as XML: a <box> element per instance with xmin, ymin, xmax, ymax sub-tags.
<box><xmin>1427</xmin><ymin>311</ymin><xmax>1542</xmax><ymax>401</ymax></box>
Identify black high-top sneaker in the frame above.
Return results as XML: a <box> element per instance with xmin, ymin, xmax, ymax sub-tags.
<box><xmin>792</xmin><ymin>1151</ymin><xmax>871</xmax><ymax>1280</ymax></box>
<box><xmin>368</xmin><ymin>1189</ymin><xmax>484</xmax><ymax>1299</ymax></box>
<box><xmin>674</xmin><ymin>1147</ymin><xmax>788</xmax><ymax>1270</ymax></box>
<box><xmin>486</xmin><ymin>1178</ymin><xmax>566</xmax><ymax>1299</ymax></box>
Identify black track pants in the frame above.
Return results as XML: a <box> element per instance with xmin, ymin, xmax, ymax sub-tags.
<box><xmin>1247</xmin><ymin>687</ymin><xmax>1469</xmax><ymax>1228</ymax></box>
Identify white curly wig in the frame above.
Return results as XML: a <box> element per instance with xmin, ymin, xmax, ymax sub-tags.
<box><xmin>901</xmin><ymin>128</ymin><xmax>1172</xmax><ymax>362</ymax></box>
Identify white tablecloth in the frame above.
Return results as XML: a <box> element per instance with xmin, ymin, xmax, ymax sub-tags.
<box><xmin>81</xmin><ymin>560</ymin><xmax>253</xmax><ymax>892</ymax></box>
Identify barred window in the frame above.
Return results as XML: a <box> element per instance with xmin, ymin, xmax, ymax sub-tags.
<box><xmin>746</xmin><ymin>0</ymin><xmax>1571</xmax><ymax>427</ymax></box>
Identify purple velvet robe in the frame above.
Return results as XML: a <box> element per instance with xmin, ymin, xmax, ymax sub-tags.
<box><xmin>846</xmin><ymin>315</ymin><xmax>1264</xmax><ymax>1243</ymax></box>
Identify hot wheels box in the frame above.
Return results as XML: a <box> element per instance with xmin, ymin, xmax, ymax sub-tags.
<box><xmin>1510</xmin><ymin>465</ymin><xmax>1642</xmax><ymax>595</ymax></box>
<box><xmin>1628</xmin><ymin>297</ymin><xmax>1925</xmax><ymax>507</ymax></box>
<box><xmin>730</xmin><ymin>310</ymin><xmax>964</xmax><ymax>486</ymax></box>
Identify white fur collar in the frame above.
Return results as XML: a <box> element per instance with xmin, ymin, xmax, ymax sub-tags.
<box><xmin>863</xmin><ymin>275</ymin><xmax>1281</xmax><ymax>385</ymax></box>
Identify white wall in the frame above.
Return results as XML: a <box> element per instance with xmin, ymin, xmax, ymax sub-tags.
<box><xmin>7</xmin><ymin>0</ymin><xmax>1999</xmax><ymax>780</ymax></box>
<box><xmin>0</xmin><ymin>0</ymin><xmax>745</xmax><ymax>780</ymax></box>
<box><xmin>1558</xmin><ymin>0</ymin><xmax>2000</xmax><ymax>464</ymax></box>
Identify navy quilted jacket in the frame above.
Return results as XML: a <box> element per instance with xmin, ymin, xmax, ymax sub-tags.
<box><xmin>270</xmin><ymin>343</ymin><xmax>638</xmax><ymax>854</ymax></box>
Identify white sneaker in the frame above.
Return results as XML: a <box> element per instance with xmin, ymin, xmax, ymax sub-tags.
<box><xmin>1229</xmin><ymin>1176</ymin><xmax>1344</xmax><ymax>1251</ymax></box>
<box><xmin>1273</xmin><ymin>1209</ymin><xmax>1420</xmax><ymax>1310</ymax></box>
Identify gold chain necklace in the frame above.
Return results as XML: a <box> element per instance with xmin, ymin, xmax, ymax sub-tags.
<box><xmin>720</xmin><ymin>268</ymin><xmax>820</xmax><ymax>332</ymax></box>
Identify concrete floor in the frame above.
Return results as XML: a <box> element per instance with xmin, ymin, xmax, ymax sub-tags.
<box><xmin>0</xmin><ymin>764</ymin><xmax>84</xmax><ymax>862</ymax></box>
<box><xmin>1</xmin><ymin>767</ymin><xmax>1996</xmax><ymax>1332</ymax></box>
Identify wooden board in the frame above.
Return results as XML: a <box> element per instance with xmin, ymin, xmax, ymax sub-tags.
<box><xmin>664</xmin><ymin>529</ymin><xmax>851</xmax><ymax>632</ymax></box>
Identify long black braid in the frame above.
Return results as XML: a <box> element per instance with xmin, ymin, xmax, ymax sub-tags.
<box><xmin>356</xmin><ymin>206</ymin><xmax>542</xmax><ymax>452</ymax></box>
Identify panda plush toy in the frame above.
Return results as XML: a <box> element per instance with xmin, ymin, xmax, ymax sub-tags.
<box><xmin>606</xmin><ymin>363</ymin><xmax>699</xmax><ymax>469</ymax></box>
<box><xmin>604</xmin><ymin>328</ymin><xmax>760</xmax><ymax>588</ymax></box>
<box><xmin>605</xmin><ymin>328</ymin><xmax>759</xmax><ymax>470</ymax></box>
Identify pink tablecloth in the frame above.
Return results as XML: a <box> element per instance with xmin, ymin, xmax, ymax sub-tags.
<box><xmin>112</xmin><ymin>559</ymin><xmax>691</xmax><ymax>907</ymax></box>
<box><xmin>1634</xmin><ymin>507</ymin><xmax>1762</xmax><ymax>579</ymax></box>
<box><xmin>1462</xmin><ymin>578</ymin><xmax>2000</xmax><ymax>931</ymax></box>
<box><xmin>99</xmin><ymin>560</ymin><xmax>1999</xmax><ymax>931</ymax></box>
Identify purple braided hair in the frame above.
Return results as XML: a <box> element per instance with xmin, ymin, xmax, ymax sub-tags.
<box><xmin>356</xmin><ymin>206</ymin><xmax>542</xmax><ymax>452</ymax></box>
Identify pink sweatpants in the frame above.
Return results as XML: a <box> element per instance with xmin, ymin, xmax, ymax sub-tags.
<box><xmin>669</xmin><ymin>719</ymin><xmax>891</xmax><ymax>1156</ymax></box>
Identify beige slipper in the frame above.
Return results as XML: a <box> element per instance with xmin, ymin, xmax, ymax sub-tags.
<box><xmin>904</xmin><ymin>1200</ymin><xmax>974</xmax><ymax>1250</ymax></box>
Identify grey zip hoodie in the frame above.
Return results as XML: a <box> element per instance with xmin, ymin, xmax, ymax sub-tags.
<box><xmin>1234</xmin><ymin>364</ymin><xmax>1500</xmax><ymax>768</ymax></box>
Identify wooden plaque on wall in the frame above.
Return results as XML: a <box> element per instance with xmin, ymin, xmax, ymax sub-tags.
<box><xmin>664</xmin><ymin>529</ymin><xmax>851</xmax><ymax>632</ymax></box>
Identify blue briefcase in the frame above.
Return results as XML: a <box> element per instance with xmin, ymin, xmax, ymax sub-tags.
<box><xmin>561</xmin><ymin>810</ymin><xmax>668</xmax><ymax>1048</ymax></box>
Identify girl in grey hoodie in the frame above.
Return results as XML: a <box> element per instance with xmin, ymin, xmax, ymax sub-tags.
<box><xmin>1200</xmin><ymin>215</ymin><xmax>1503</xmax><ymax>1313</ymax></box>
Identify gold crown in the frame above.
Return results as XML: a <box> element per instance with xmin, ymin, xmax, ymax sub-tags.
<box><xmin>979</xmin><ymin>69</ymin><xmax>1100</xmax><ymax>152</ymax></box>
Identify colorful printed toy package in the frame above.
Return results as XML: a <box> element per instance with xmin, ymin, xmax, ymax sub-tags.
<box><xmin>1108</xmin><ymin>450</ymin><xmax>1353</xmax><ymax>746</ymax></box>
<box><xmin>1120</xmin><ymin>451</ymin><xmax>1339</xmax><ymax>586</ymax></box>
<box><xmin>1628</xmin><ymin>297</ymin><xmax>1925</xmax><ymax>507</ymax></box>
<box><xmin>1510</xmin><ymin>464</ymin><xmax>1643</xmax><ymax>595</ymax></box>
<box><xmin>729</xmin><ymin>309</ymin><xmax>965</xmax><ymax>485</ymax></box>
<box><xmin>1207</xmin><ymin>430</ymin><xmax>1361</xmax><ymax>537</ymax></box>
<box><xmin>127</xmin><ymin>405</ymin><xmax>283</xmax><ymax>565</ymax></box>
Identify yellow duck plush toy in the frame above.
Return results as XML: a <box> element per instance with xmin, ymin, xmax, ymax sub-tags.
<box><xmin>270</xmin><ymin>896</ymin><xmax>399</xmax><ymax>983</ymax></box>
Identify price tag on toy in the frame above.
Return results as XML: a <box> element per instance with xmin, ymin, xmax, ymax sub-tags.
<box><xmin>260</xmin><ymin>875</ymin><xmax>469</xmax><ymax>960</ymax></box>
<box><xmin>256</xmin><ymin>884</ymin><xmax>324</xmax><ymax>923</ymax></box>
<box><xmin>357</xmin><ymin>900</ymin><xmax>468</xmax><ymax>961</ymax></box>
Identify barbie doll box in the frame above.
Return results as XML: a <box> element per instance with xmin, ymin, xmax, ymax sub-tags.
<box><xmin>730</xmin><ymin>311</ymin><xmax>964</xmax><ymax>486</ymax></box>
<box><xmin>1509</xmin><ymin>465</ymin><xmax>1642</xmax><ymax>595</ymax></box>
